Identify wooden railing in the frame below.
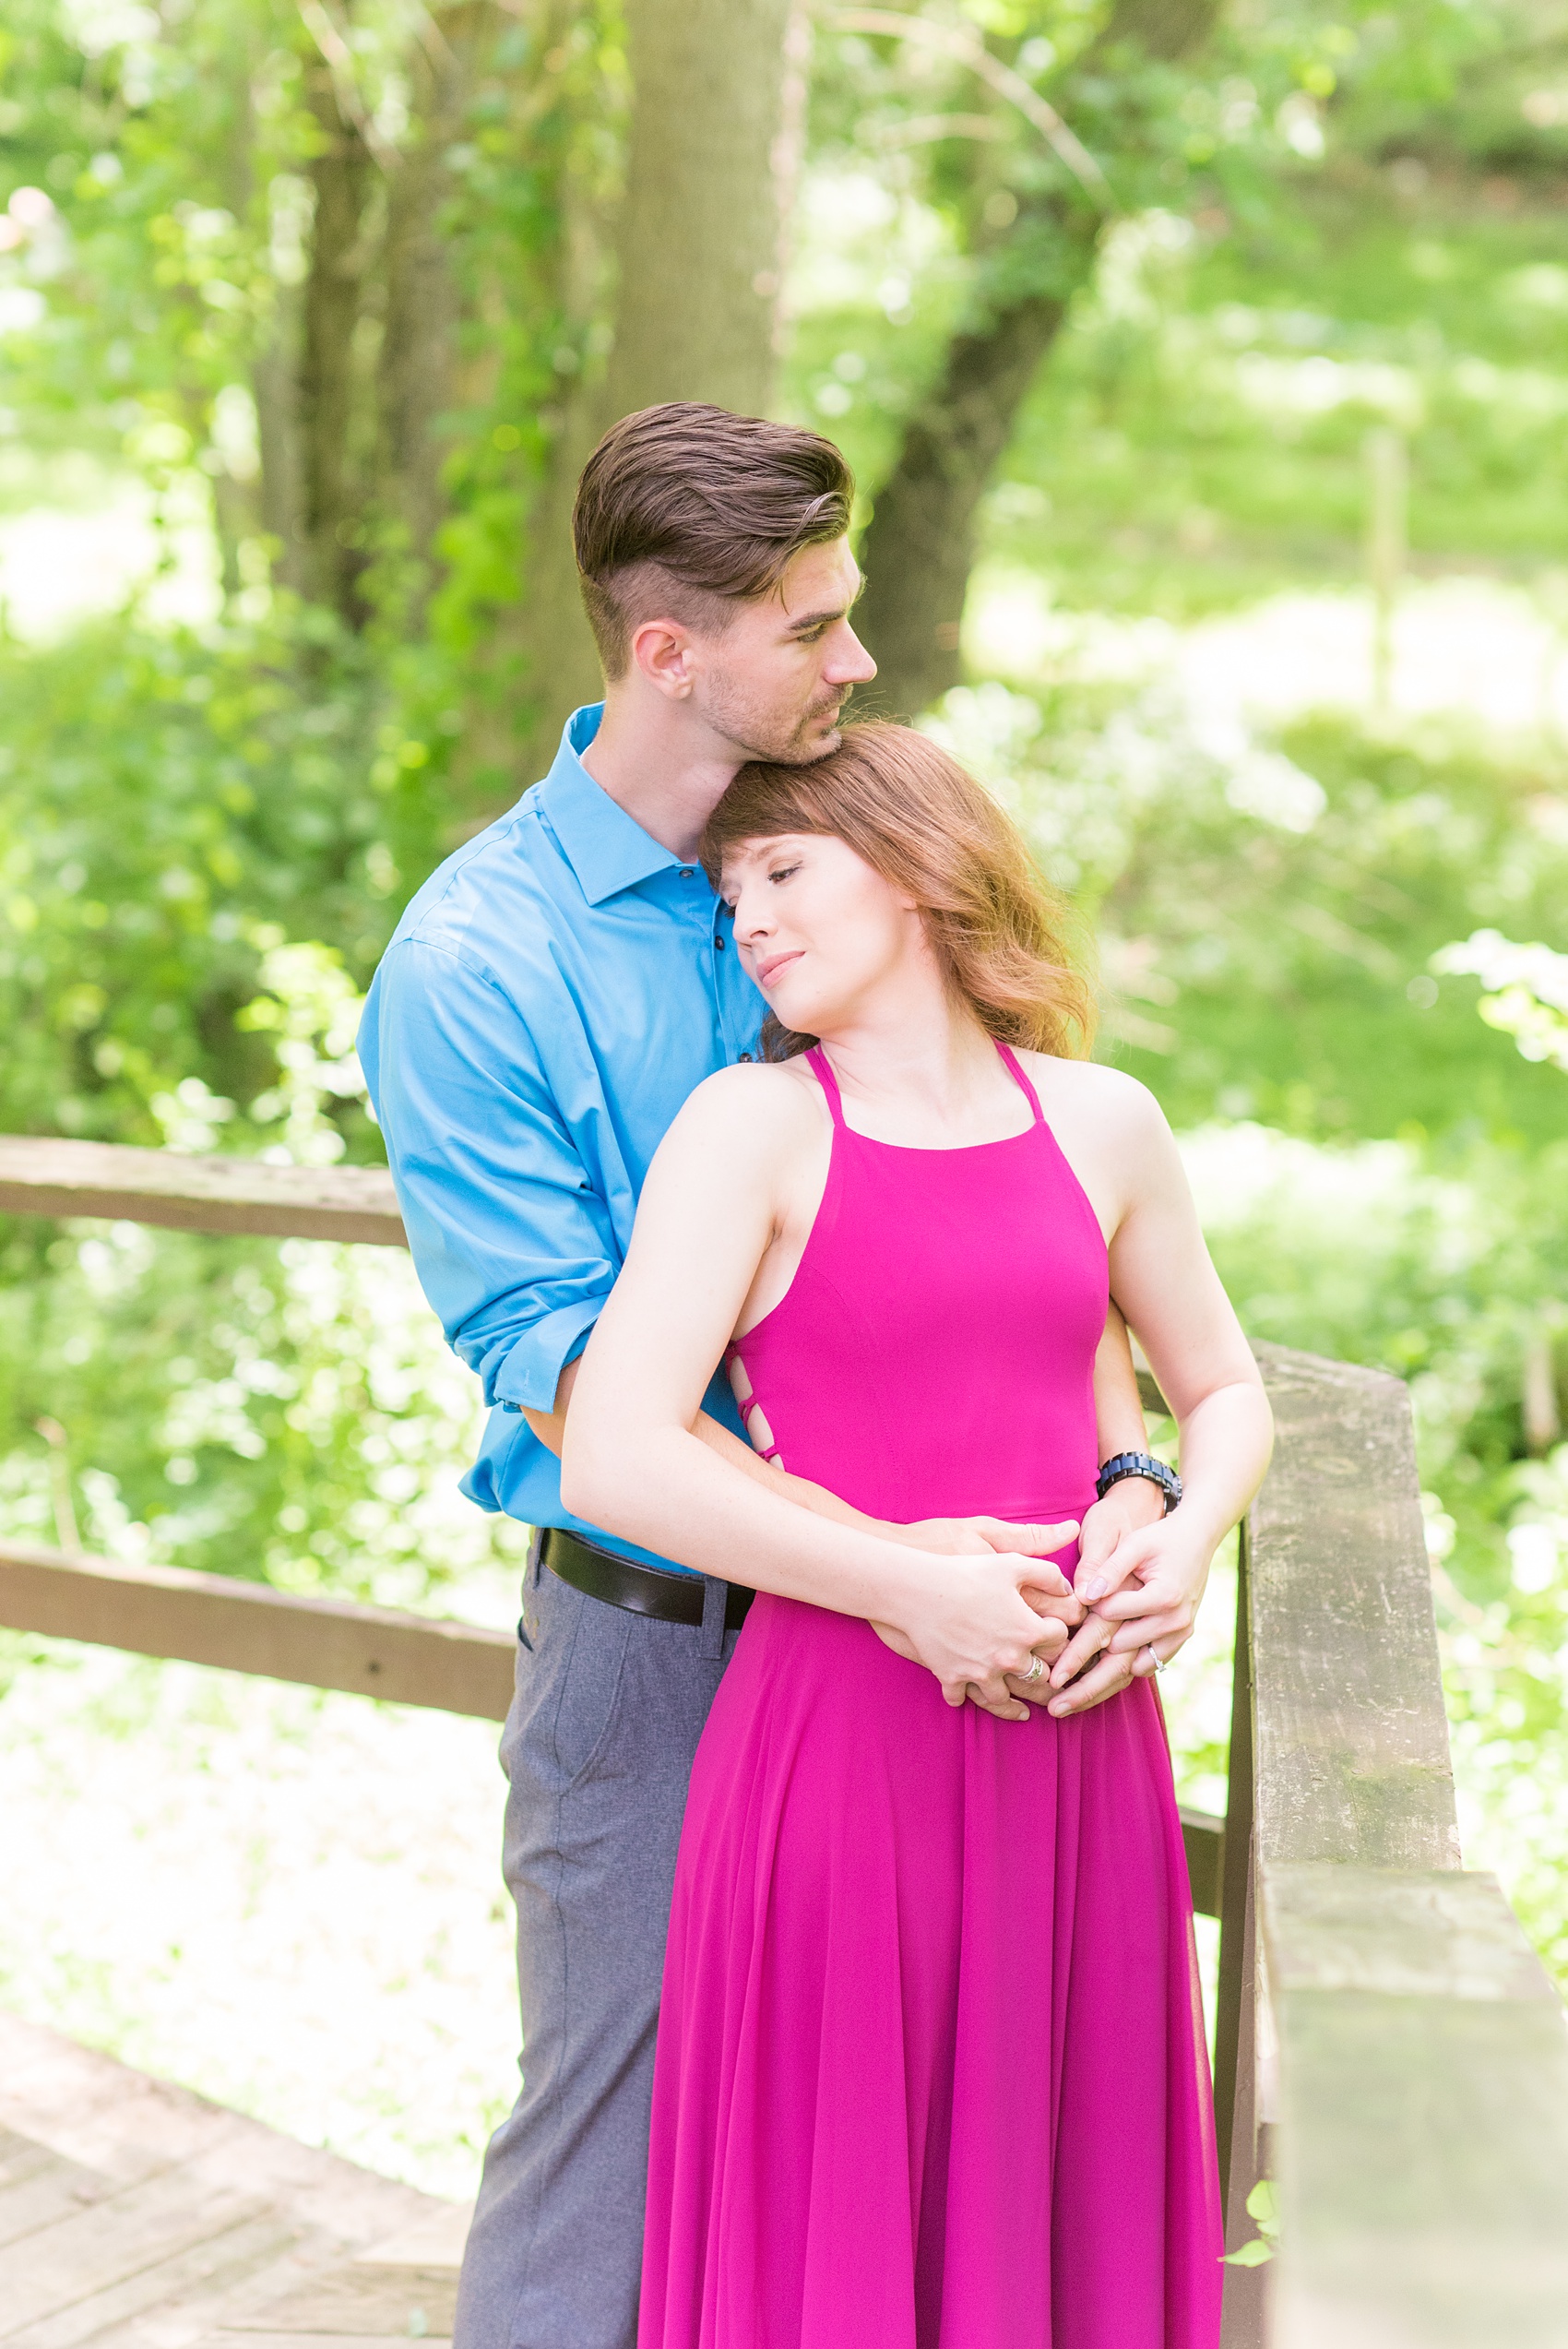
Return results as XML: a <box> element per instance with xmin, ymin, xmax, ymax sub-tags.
<box><xmin>1217</xmin><ymin>1347</ymin><xmax>1568</xmax><ymax>2346</ymax></box>
<box><xmin>3</xmin><ymin>1139</ymin><xmax>1566</xmax><ymax>2343</ymax></box>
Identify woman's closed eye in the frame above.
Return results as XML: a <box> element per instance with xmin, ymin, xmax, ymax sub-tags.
<box><xmin>767</xmin><ymin>863</ymin><xmax>801</xmax><ymax>887</ymax></box>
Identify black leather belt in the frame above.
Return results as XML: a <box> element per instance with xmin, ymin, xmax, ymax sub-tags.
<box><xmin>540</xmin><ymin>1526</ymin><xmax>754</xmax><ymax>1632</ymax></box>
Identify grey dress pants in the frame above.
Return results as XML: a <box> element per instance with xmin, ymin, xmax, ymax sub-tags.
<box><xmin>453</xmin><ymin>1540</ymin><xmax>740</xmax><ymax>2349</ymax></box>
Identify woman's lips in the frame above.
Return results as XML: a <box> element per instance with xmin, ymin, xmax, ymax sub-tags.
<box><xmin>754</xmin><ymin>949</ymin><xmax>804</xmax><ymax>990</ymax></box>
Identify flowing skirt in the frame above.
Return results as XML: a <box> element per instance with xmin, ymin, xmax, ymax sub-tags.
<box><xmin>639</xmin><ymin>1594</ymin><xmax>1222</xmax><ymax>2349</ymax></box>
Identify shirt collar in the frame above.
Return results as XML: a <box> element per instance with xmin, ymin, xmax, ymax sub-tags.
<box><xmin>535</xmin><ymin>704</ymin><xmax>689</xmax><ymax>909</ymax></box>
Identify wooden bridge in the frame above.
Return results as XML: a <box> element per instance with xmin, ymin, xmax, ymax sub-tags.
<box><xmin>2</xmin><ymin>1134</ymin><xmax>1566</xmax><ymax>2346</ymax></box>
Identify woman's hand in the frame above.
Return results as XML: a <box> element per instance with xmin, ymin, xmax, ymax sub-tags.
<box><xmin>997</xmin><ymin>1477</ymin><xmax>1206</xmax><ymax>1717</ymax></box>
<box><xmin>1089</xmin><ymin>1511</ymin><xmax>1214</xmax><ymax>1658</ymax></box>
<box><xmin>1032</xmin><ymin>1510</ymin><xmax>1215</xmax><ymax>1716</ymax></box>
<box><xmin>1074</xmin><ymin>1473</ymin><xmax>1166</xmax><ymax>1591</ymax></box>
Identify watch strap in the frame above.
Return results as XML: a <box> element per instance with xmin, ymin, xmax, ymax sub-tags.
<box><xmin>1096</xmin><ymin>1450</ymin><xmax>1182</xmax><ymax>1513</ymax></box>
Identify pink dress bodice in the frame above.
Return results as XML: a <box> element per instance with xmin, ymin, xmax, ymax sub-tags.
<box><xmin>731</xmin><ymin>1040</ymin><xmax>1109</xmax><ymax>1528</ymax></box>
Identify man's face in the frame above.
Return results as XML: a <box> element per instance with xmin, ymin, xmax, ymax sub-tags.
<box><xmin>692</xmin><ymin>538</ymin><xmax>877</xmax><ymax>765</ymax></box>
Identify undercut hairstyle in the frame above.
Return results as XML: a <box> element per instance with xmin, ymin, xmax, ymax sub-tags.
<box><xmin>573</xmin><ymin>403</ymin><xmax>855</xmax><ymax>680</ymax></box>
<box><xmin>699</xmin><ymin>721</ymin><xmax>1096</xmax><ymax>1064</ymax></box>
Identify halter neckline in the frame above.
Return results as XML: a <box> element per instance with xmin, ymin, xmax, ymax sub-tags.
<box><xmin>803</xmin><ymin>1038</ymin><xmax>1046</xmax><ymax>1149</ymax></box>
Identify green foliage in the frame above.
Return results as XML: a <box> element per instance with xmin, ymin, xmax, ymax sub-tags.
<box><xmin>0</xmin><ymin>1214</ymin><xmax>526</xmax><ymax>1603</ymax></box>
<box><xmin>930</xmin><ymin>678</ymin><xmax>1568</xmax><ymax>1143</ymax></box>
<box><xmin>0</xmin><ymin>611</ymin><xmax>422</xmax><ymax>1147</ymax></box>
<box><xmin>1222</xmin><ymin>2177</ymin><xmax>1280</xmax><ymax>2266</ymax></box>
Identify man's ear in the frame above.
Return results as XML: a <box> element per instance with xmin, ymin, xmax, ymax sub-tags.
<box><xmin>629</xmin><ymin>615</ymin><xmax>696</xmax><ymax>701</ymax></box>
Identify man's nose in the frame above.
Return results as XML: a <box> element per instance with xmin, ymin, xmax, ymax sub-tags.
<box><xmin>826</xmin><ymin>623</ymin><xmax>877</xmax><ymax>684</ymax></box>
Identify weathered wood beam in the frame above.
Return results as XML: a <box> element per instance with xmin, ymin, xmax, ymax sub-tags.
<box><xmin>1236</xmin><ymin>1350</ymin><xmax>1568</xmax><ymax>2345</ymax></box>
<box><xmin>1180</xmin><ymin>1806</ymin><xmax>1224</xmax><ymax>1920</ymax></box>
<box><xmin>1264</xmin><ymin>1863</ymin><xmax>1568</xmax><ymax>2349</ymax></box>
<box><xmin>1248</xmin><ymin>1341</ymin><xmax>1458</xmax><ymax>1873</ymax></box>
<box><xmin>0</xmin><ymin>1539</ymin><xmax>513</xmax><ymax>1720</ymax></box>
<box><xmin>0</xmin><ymin>1138</ymin><xmax>406</xmax><ymax>1248</ymax></box>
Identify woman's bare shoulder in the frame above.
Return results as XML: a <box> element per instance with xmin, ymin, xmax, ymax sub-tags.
<box><xmin>1017</xmin><ymin>1050</ymin><xmax>1168</xmax><ymax>1138</ymax></box>
<box><xmin>660</xmin><ymin>1056</ymin><xmax>826</xmax><ymax>1160</ymax></box>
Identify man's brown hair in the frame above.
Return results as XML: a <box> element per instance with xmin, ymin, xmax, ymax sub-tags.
<box><xmin>573</xmin><ymin>403</ymin><xmax>854</xmax><ymax>680</ymax></box>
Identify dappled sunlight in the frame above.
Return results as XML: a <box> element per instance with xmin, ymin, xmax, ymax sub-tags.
<box><xmin>0</xmin><ymin>1638</ymin><xmax>514</xmax><ymax>2199</ymax></box>
<box><xmin>969</xmin><ymin>568</ymin><xmax>1568</xmax><ymax>740</ymax></box>
<box><xmin>0</xmin><ymin>465</ymin><xmax>221</xmax><ymax>640</ymax></box>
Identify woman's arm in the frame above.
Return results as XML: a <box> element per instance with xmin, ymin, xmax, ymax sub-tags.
<box><xmin>1036</xmin><ymin>1081</ymin><xmax>1273</xmax><ymax>1717</ymax></box>
<box><xmin>561</xmin><ymin>1070</ymin><xmax>1078</xmax><ymax>1711</ymax></box>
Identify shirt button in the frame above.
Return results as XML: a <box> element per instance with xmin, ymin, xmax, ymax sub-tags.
<box><xmin>738</xmin><ymin>1051</ymin><xmax>754</xmax><ymax>1064</ymax></box>
<box><xmin>714</xmin><ymin>935</ymin><xmax>726</xmax><ymax>950</ymax></box>
<box><xmin>678</xmin><ymin>867</ymin><xmax>694</xmax><ymax>879</ymax></box>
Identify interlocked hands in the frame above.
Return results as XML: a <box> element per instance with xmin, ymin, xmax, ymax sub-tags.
<box><xmin>1007</xmin><ymin>1477</ymin><xmax>1212</xmax><ymax>1718</ymax></box>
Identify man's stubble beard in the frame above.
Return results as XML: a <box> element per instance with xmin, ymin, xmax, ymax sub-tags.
<box><xmin>703</xmin><ymin>672</ymin><xmax>853</xmax><ymax>768</ymax></box>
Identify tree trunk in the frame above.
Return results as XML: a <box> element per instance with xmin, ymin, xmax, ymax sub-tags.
<box><xmin>506</xmin><ymin>399</ymin><xmax>608</xmax><ymax>775</ymax></box>
<box><xmin>255</xmin><ymin>323</ymin><xmax>305</xmax><ymax>593</ymax></box>
<box><xmin>493</xmin><ymin>0</ymin><xmax>802</xmax><ymax>794</ymax></box>
<box><xmin>858</xmin><ymin>0</ymin><xmax>1222</xmax><ymax>716</ymax></box>
<box><xmin>379</xmin><ymin>4</ymin><xmax>499</xmax><ymax>626</ymax></box>
<box><xmin>606</xmin><ymin>0</ymin><xmax>799</xmax><ymax>420</ymax></box>
<box><xmin>298</xmin><ymin>66</ymin><xmax>372</xmax><ymax>625</ymax></box>
<box><xmin>856</xmin><ymin>271</ymin><xmax>1085</xmax><ymax>718</ymax></box>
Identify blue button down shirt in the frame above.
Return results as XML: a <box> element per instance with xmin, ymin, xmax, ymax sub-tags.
<box><xmin>359</xmin><ymin>704</ymin><xmax>766</xmax><ymax>1571</ymax></box>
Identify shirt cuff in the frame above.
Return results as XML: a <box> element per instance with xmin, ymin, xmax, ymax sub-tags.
<box><xmin>491</xmin><ymin>1297</ymin><xmax>606</xmax><ymax>1413</ymax></box>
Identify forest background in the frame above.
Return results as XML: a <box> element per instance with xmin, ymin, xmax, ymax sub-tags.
<box><xmin>2</xmin><ymin>0</ymin><xmax>1568</xmax><ymax>2199</ymax></box>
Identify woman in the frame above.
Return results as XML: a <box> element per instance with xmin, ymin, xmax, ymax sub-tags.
<box><xmin>563</xmin><ymin>722</ymin><xmax>1273</xmax><ymax>2348</ymax></box>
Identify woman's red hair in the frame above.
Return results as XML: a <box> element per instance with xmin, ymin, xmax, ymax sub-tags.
<box><xmin>700</xmin><ymin>721</ymin><xmax>1095</xmax><ymax>1064</ymax></box>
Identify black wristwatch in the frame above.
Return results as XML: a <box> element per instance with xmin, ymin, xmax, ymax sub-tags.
<box><xmin>1096</xmin><ymin>1450</ymin><xmax>1182</xmax><ymax>1514</ymax></box>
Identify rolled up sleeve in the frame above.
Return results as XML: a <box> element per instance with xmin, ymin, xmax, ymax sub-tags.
<box><xmin>362</xmin><ymin>936</ymin><xmax>617</xmax><ymax>1413</ymax></box>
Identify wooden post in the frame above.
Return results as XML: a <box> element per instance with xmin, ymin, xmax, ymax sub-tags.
<box><xmin>1364</xmin><ymin>426</ymin><xmax>1408</xmax><ymax>717</ymax></box>
<box><xmin>1215</xmin><ymin>1517</ymin><xmax>1254</xmax><ymax>2211</ymax></box>
<box><xmin>1265</xmin><ymin>1866</ymin><xmax>1568</xmax><ymax>2348</ymax></box>
<box><xmin>1217</xmin><ymin>1520</ymin><xmax>1267</xmax><ymax>2349</ymax></box>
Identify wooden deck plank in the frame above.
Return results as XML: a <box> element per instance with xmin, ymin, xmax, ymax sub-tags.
<box><xmin>0</xmin><ymin>2018</ymin><xmax>255</xmax><ymax>2181</ymax></box>
<box><xmin>4</xmin><ymin>2212</ymin><xmax>299</xmax><ymax>2349</ymax></box>
<box><xmin>0</xmin><ymin>2166</ymin><xmax>266</xmax><ymax>2336</ymax></box>
<box><xmin>0</xmin><ymin>2017</ymin><xmax>466</xmax><ymax>2349</ymax></box>
<box><xmin>0</xmin><ymin>2142</ymin><xmax>125</xmax><ymax>2253</ymax></box>
<box><xmin>0</xmin><ymin>2129</ymin><xmax>70</xmax><ymax>2199</ymax></box>
<box><xmin>202</xmin><ymin>2336</ymin><xmax>438</xmax><ymax>2347</ymax></box>
<box><xmin>220</xmin><ymin>2264</ymin><xmax>458</xmax><ymax>2337</ymax></box>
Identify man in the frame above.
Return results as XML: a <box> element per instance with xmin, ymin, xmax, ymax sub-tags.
<box><xmin>360</xmin><ymin>403</ymin><xmax>1160</xmax><ymax>2349</ymax></box>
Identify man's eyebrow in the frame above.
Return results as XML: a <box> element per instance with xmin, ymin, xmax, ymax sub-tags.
<box><xmin>784</xmin><ymin>574</ymin><xmax>866</xmax><ymax>635</ymax></box>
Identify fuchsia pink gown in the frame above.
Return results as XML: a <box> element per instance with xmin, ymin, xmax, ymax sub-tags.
<box><xmin>638</xmin><ymin>1043</ymin><xmax>1222</xmax><ymax>2349</ymax></box>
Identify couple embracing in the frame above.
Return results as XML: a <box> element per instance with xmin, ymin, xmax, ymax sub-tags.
<box><xmin>361</xmin><ymin>402</ymin><xmax>1272</xmax><ymax>2349</ymax></box>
